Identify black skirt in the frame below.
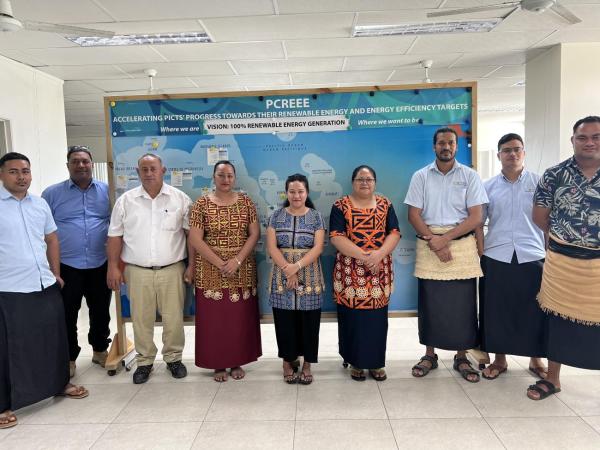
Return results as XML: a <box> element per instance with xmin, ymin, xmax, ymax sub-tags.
<box><xmin>546</xmin><ymin>313</ymin><xmax>600</xmax><ymax>370</ymax></box>
<box><xmin>272</xmin><ymin>307</ymin><xmax>321</xmax><ymax>363</ymax></box>
<box><xmin>479</xmin><ymin>254</ymin><xmax>546</xmax><ymax>357</ymax></box>
<box><xmin>0</xmin><ymin>283</ymin><xmax>69</xmax><ymax>411</ymax></box>
<box><xmin>418</xmin><ymin>278</ymin><xmax>478</xmax><ymax>351</ymax></box>
<box><xmin>337</xmin><ymin>303</ymin><xmax>388</xmax><ymax>369</ymax></box>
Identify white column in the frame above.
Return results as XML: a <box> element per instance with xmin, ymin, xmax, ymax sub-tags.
<box><xmin>525</xmin><ymin>43</ymin><xmax>600</xmax><ymax>173</ymax></box>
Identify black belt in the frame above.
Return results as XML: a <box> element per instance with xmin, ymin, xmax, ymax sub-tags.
<box><xmin>416</xmin><ymin>231</ymin><xmax>474</xmax><ymax>241</ymax></box>
<box><xmin>130</xmin><ymin>261</ymin><xmax>181</xmax><ymax>270</ymax></box>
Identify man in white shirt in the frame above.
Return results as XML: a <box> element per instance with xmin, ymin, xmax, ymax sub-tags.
<box><xmin>107</xmin><ymin>153</ymin><xmax>194</xmax><ymax>384</ymax></box>
<box><xmin>477</xmin><ymin>133</ymin><xmax>547</xmax><ymax>380</ymax></box>
<box><xmin>405</xmin><ymin>127</ymin><xmax>488</xmax><ymax>383</ymax></box>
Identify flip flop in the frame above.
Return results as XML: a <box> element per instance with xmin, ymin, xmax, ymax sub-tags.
<box><xmin>0</xmin><ymin>412</ymin><xmax>17</xmax><ymax>429</ymax></box>
<box><xmin>528</xmin><ymin>366</ymin><xmax>548</xmax><ymax>380</ymax></box>
<box><xmin>350</xmin><ymin>367</ymin><xmax>366</xmax><ymax>382</ymax></box>
<box><xmin>482</xmin><ymin>364</ymin><xmax>508</xmax><ymax>380</ymax></box>
<box><xmin>56</xmin><ymin>384</ymin><xmax>89</xmax><ymax>399</ymax></box>
<box><xmin>527</xmin><ymin>379</ymin><xmax>561</xmax><ymax>400</ymax></box>
<box><xmin>369</xmin><ymin>369</ymin><xmax>387</xmax><ymax>381</ymax></box>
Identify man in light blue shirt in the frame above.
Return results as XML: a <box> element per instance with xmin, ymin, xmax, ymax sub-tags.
<box><xmin>43</xmin><ymin>146</ymin><xmax>112</xmax><ymax>378</ymax></box>
<box><xmin>477</xmin><ymin>133</ymin><xmax>548</xmax><ymax>381</ymax></box>
<box><xmin>0</xmin><ymin>152</ymin><xmax>88</xmax><ymax>430</ymax></box>
<box><xmin>405</xmin><ymin>127</ymin><xmax>488</xmax><ymax>383</ymax></box>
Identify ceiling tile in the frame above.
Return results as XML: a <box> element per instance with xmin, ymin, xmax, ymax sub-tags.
<box><xmin>291</xmin><ymin>70</ymin><xmax>393</xmax><ymax>84</ymax></box>
<box><xmin>451</xmin><ymin>49</ymin><xmax>546</xmax><ymax>66</ymax></box>
<box><xmin>487</xmin><ymin>65</ymin><xmax>525</xmax><ymax>78</ymax></box>
<box><xmin>63</xmin><ymin>80</ymin><xmax>104</xmax><ymax>95</ymax></box>
<box><xmin>72</xmin><ymin>20</ymin><xmax>205</xmax><ymax>34</ymax></box>
<box><xmin>64</xmin><ymin>93</ymin><xmax>107</xmax><ymax>102</ymax></box>
<box><xmin>344</xmin><ymin>53</ymin><xmax>462</xmax><ymax>71</ymax></box>
<box><xmin>39</xmin><ymin>65</ymin><xmax>129</xmax><ymax>80</ymax></box>
<box><xmin>96</xmin><ymin>0</ymin><xmax>275</xmax><ymax>21</ymax></box>
<box><xmin>65</xmin><ymin>101</ymin><xmax>105</xmax><ymax>110</ymax></box>
<box><xmin>286</xmin><ymin>36</ymin><xmax>416</xmax><ymax>58</ymax></box>
<box><xmin>534</xmin><ymin>28</ymin><xmax>600</xmax><ymax>47</ymax></box>
<box><xmin>152</xmin><ymin>41</ymin><xmax>285</xmax><ymax>62</ymax></box>
<box><xmin>277</xmin><ymin>0</ymin><xmax>443</xmax><ymax>14</ymax></box>
<box><xmin>0</xmin><ymin>50</ymin><xmax>46</xmax><ymax>66</ymax></box>
<box><xmin>11</xmin><ymin>0</ymin><xmax>114</xmax><ymax>23</ymax></box>
<box><xmin>203</xmin><ymin>13</ymin><xmax>355</xmax><ymax>41</ymax></box>
<box><xmin>86</xmin><ymin>77</ymin><xmax>196</xmax><ymax>92</ymax></box>
<box><xmin>189</xmin><ymin>73</ymin><xmax>291</xmax><ymax>88</ymax></box>
<box><xmin>232</xmin><ymin>58</ymin><xmax>344</xmax><ymax>74</ymax></box>
<box><xmin>0</xmin><ymin>31</ymin><xmax>76</xmax><ymax>50</ymax></box>
<box><xmin>477</xmin><ymin>77</ymin><xmax>524</xmax><ymax>89</ymax></box>
<box><xmin>117</xmin><ymin>61</ymin><xmax>234</xmax><ymax>77</ymax></box>
<box><xmin>21</xmin><ymin>46</ymin><xmax>167</xmax><ymax>65</ymax></box>
<box><xmin>390</xmin><ymin>66</ymin><xmax>496</xmax><ymax>81</ymax></box>
<box><xmin>410</xmin><ymin>31</ymin><xmax>551</xmax><ymax>54</ymax></box>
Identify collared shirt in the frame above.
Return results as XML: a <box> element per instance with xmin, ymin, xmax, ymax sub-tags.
<box><xmin>404</xmin><ymin>160</ymin><xmax>488</xmax><ymax>226</ymax></box>
<box><xmin>108</xmin><ymin>183</ymin><xmax>192</xmax><ymax>267</ymax></box>
<box><xmin>0</xmin><ymin>185</ymin><xmax>57</xmax><ymax>292</ymax></box>
<box><xmin>483</xmin><ymin>170</ymin><xmax>545</xmax><ymax>263</ymax></box>
<box><xmin>42</xmin><ymin>178</ymin><xmax>110</xmax><ymax>269</ymax></box>
<box><xmin>534</xmin><ymin>156</ymin><xmax>600</xmax><ymax>248</ymax></box>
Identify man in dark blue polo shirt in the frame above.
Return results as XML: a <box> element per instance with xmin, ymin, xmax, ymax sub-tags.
<box><xmin>42</xmin><ymin>146</ymin><xmax>112</xmax><ymax>377</ymax></box>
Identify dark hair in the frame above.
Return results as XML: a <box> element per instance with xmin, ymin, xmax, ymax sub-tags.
<box><xmin>497</xmin><ymin>133</ymin><xmax>524</xmax><ymax>151</ymax></box>
<box><xmin>351</xmin><ymin>165</ymin><xmax>376</xmax><ymax>182</ymax></box>
<box><xmin>283</xmin><ymin>173</ymin><xmax>315</xmax><ymax>209</ymax></box>
<box><xmin>213</xmin><ymin>160</ymin><xmax>236</xmax><ymax>175</ymax></box>
<box><xmin>0</xmin><ymin>152</ymin><xmax>30</xmax><ymax>168</ymax></box>
<box><xmin>573</xmin><ymin>116</ymin><xmax>600</xmax><ymax>134</ymax></box>
<box><xmin>67</xmin><ymin>145</ymin><xmax>92</xmax><ymax>161</ymax></box>
<box><xmin>433</xmin><ymin>127</ymin><xmax>458</xmax><ymax>145</ymax></box>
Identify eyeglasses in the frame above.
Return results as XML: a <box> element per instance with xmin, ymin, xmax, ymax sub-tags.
<box><xmin>354</xmin><ymin>178</ymin><xmax>375</xmax><ymax>184</ymax></box>
<box><xmin>499</xmin><ymin>147</ymin><xmax>523</xmax><ymax>154</ymax></box>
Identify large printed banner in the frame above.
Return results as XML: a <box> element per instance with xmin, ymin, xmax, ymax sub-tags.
<box><xmin>107</xmin><ymin>85</ymin><xmax>475</xmax><ymax>316</ymax></box>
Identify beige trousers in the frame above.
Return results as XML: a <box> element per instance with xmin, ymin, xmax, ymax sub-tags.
<box><xmin>124</xmin><ymin>262</ymin><xmax>185</xmax><ymax>366</ymax></box>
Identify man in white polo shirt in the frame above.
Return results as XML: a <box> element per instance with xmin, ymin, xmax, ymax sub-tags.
<box><xmin>107</xmin><ymin>153</ymin><xmax>194</xmax><ymax>384</ymax></box>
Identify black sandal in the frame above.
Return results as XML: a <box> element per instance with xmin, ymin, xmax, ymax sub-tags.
<box><xmin>453</xmin><ymin>355</ymin><xmax>480</xmax><ymax>383</ymax></box>
<box><xmin>412</xmin><ymin>354</ymin><xmax>438</xmax><ymax>377</ymax></box>
<box><xmin>527</xmin><ymin>379</ymin><xmax>561</xmax><ymax>400</ymax></box>
<box><xmin>350</xmin><ymin>366</ymin><xmax>366</xmax><ymax>381</ymax></box>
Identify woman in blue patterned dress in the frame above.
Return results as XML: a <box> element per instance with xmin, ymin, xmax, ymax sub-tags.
<box><xmin>266</xmin><ymin>174</ymin><xmax>325</xmax><ymax>385</ymax></box>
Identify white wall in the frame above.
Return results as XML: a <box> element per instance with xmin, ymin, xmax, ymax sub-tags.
<box><xmin>0</xmin><ymin>55</ymin><xmax>68</xmax><ymax>194</ymax></box>
<box><xmin>559</xmin><ymin>42</ymin><xmax>600</xmax><ymax>155</ymax></box>
<box><xmin>477</xmin><ymin>112</ymin><xmax>525</xmax><ymax>180</ymax></box>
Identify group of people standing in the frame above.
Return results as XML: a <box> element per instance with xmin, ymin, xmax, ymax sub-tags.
<box><xmin>1</xmin><ymin>115</ymin><xmax>599</xmax><ymax>429</ymax></box>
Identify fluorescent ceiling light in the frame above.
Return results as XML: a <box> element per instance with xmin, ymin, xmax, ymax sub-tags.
<box><xmin>512</xmin><ymin>80</ymin><xmax>526</xmax><ymax>87</ymax></box>
<box><xmin>67</xmin><ymin>32</ymin><xmax>212</xmax><ymax>47</ymax></box>
<box><xmin>352</xmin><ymin>19</ymin><xmax>501</xmax><ymax>37</ymax></box>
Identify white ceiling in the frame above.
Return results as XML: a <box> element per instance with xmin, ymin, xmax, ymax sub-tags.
<box><xmin>1</xmin><ymin>0</ymin><xmax>600</xmax><ymax>139</ymax></box>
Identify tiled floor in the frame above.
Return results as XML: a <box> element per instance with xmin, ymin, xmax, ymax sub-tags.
<box><xmin>2</xmin><ymin>305</ymin><xmax>600</xmax><ymax>449</ymax></box>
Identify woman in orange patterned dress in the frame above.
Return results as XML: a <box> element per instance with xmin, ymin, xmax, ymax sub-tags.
<box><xmin>329</xmin><ymin>165</ymin><xmax>401</xmax><ymax>382</ymax></box>
<box><xmin>189</xmin><ymin>161</ymin><xmax>262</xmax><ymax>382</ymax></box>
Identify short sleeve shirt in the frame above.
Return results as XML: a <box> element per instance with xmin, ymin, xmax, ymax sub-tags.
<box><xmin>404</xmin><ymin>161</ymin><xmax>488</xmax><ymax>226</ymax></box>
<box><xmin>534</xmin><ymin>156</ymin><xmax>600</xmax><ymax>248</ymax></box>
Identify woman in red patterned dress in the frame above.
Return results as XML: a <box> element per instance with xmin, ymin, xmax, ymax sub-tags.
<box><xmin>329</xmin><ymin>165</ymin><xmax>401</xmax><ymax>381</ymax></box>
<box><xmin>189</xmin><ymin>160</ymin><xmax>262</xmax><ymax>382</ymax></box>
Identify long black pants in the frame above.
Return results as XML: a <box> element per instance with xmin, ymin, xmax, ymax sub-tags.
<box><xmin>60</xmin><ymin>262</ymin><xmax>112</xmax><ymax>361</ymax></box>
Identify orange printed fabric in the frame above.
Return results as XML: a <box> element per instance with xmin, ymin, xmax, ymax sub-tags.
<box><xmin>189</xmin><ymin>193</ymin><xmax>257</xmax><ymax>293</ymax></box>
<box><xmin>329</xmin><ymin>195</ymin><xmax>400</xmax><ymax>309</ymax></box>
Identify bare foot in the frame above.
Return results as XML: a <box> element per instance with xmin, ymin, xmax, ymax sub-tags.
<box><xmin>527</xmin><ymin>379</ymin><xmax>561</xmax><ymax>400</ymax></box>
<box><xmin>299</xmin><ymin>362</ymin><xmax>313</xmax><ymax>384</ymax></box>
<box><xmin>214</xmin><ymin>369</ymin><xmax>228</xmax><ymax>382</ymax></box>
<box><xmin>230</xmin><ymin>366</ymin><xmax>245</xmax><ymax>380</ymax></box>
<box><xmin>283</xmin><ymin>361</ymin><xmax>296</xmax><ymax>383</ymax></box>
<box><xmin>482</xmin><ymin>363</ymin><xmax>508</xmax><ymax>380</ymax></box>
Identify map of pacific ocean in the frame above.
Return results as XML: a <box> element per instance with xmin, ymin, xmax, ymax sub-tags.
<box><xmin>112</xmin><ymin>125</ymin><xmax>473</xmax><ymax>315</ymax></box>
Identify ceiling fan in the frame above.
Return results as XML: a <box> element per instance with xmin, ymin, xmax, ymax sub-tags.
<box><xmin>0</xmin><ymin>0</ymin><xmax>114</xmax><ymax>37</ymax></box>
<box><xmin>427</xmin><ymin>0</ymin><xmax>582</xmax><ymax>25</ymax></box>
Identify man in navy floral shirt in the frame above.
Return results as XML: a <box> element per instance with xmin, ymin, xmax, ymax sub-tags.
<box><xmin>530</xmin><ymin>116</ymin><xmax>600</xmax><ymax>400</ymax></box>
